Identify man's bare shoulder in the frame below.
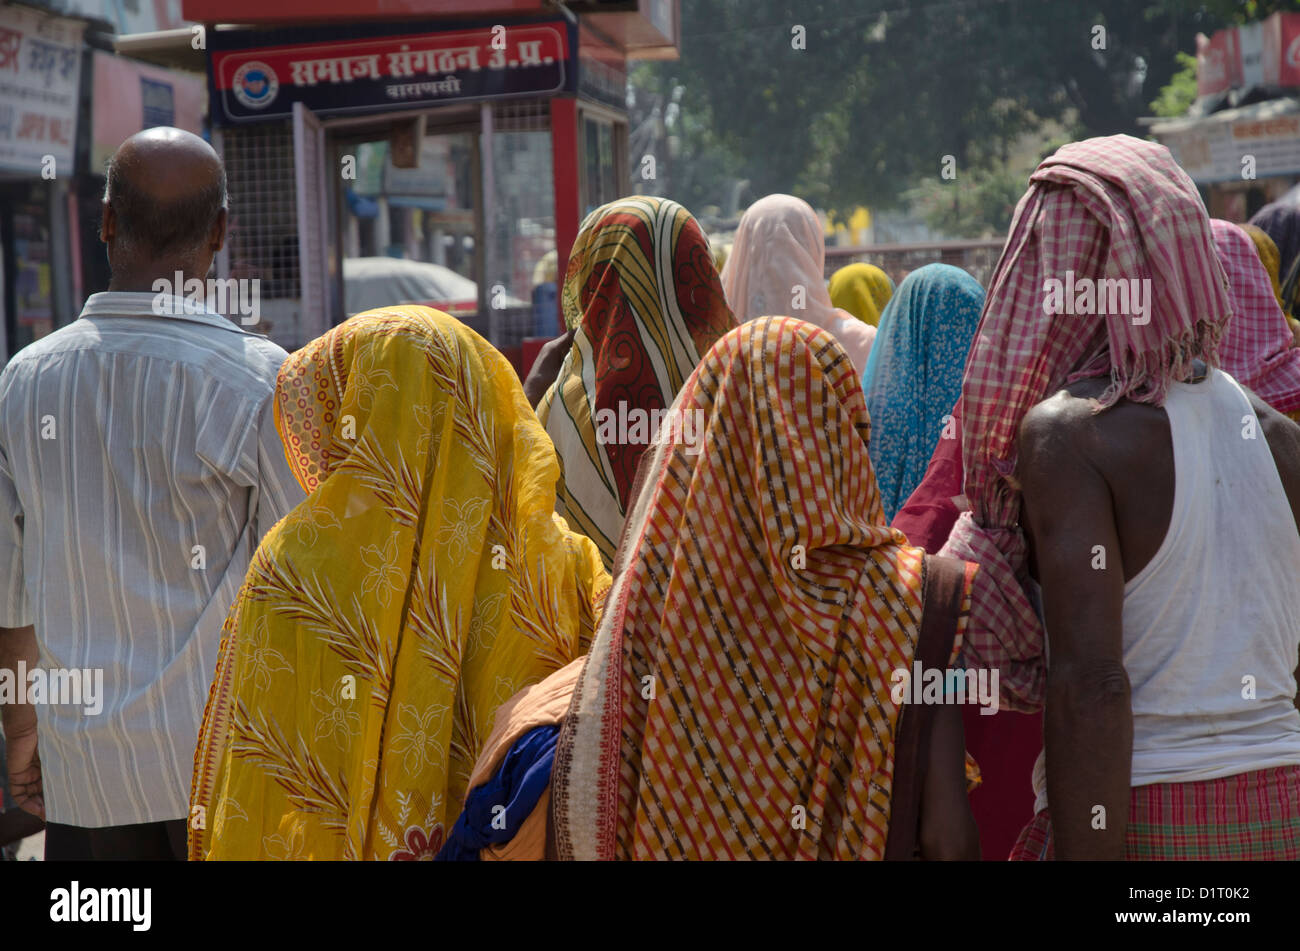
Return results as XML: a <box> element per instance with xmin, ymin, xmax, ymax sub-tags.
<box><xmin>1018</xmin><ymin>379</ymin><xmax>1177</xmax><ymax>584</ymax></box>
<box><xmin>1020</xmin><ymin>383</ymin><xmax>1101</xmax><ymax>443</ymax></box>
<box><xmin>1019</xmin><ymin>378</ymin><xmax>1165</xmax><ymax>468</ymax></box>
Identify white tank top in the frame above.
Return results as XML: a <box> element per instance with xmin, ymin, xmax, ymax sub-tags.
<box><xmin>1033</xmin><ymin>368</ymin><xmax>1300</xmax><ymax>808</ymax></box>
<box><xmin>1123</xmin><ymin>369</ymin><xmax>1300</xmax><ymax>785</ymax></box>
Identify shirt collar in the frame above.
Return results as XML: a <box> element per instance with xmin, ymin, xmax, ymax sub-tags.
<box><xmin>79</xmin><ymin>291</ymin><xmax>261</xmax><ymax>337</ymax></box>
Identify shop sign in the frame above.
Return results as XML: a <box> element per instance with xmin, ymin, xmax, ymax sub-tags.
<box><xmin>0</xmin><ymin>6</ymin><xmax>83</xmax><ymax>175</ymax></box>
<box><xmin>211</xmin><ymin>19</ymin><xmax>577</xmax><ymax>125</ymax></box>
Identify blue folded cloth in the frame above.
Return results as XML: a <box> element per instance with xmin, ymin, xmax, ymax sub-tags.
<box><xmin>435</xmin><ymin>724</ymin><xmax>559</xmax><ymax>861</ymax></box>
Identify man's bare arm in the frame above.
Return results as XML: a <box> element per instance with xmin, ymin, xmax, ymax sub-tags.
<box><xmin>522</xmin><ymin>328</ymin><xmax>576</xmax><ymax>409</ymax></box>
<box><xmin>0</xmin><ymin>623</ymin><xmax>42</xmax><ymax>818</ymax></box>
<box><xmin>1019</xmin><ymin>399</ymin><xmax>1130</xmax><ymax>860</ymax></box>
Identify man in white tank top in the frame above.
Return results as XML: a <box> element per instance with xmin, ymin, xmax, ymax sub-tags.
<box><xmin>928</xmin><ymin>134</ymin><xmax>1300</xmax><ymax>860</ymax></box>
<box><xmin>1018</xmin><ymin>367</ymin><xmax>1300</xmax><ymax>859</ymax></box>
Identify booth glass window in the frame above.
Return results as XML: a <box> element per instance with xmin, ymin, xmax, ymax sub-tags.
<box><xmin>217</xmin><ymin>97</ymin><xmax>578</xmax><ymax>359</ymax></box>
<box><xmin>218</xmin><ymin>122</ymin><xmax>301</xmax><ymax>346</ymax></box>
<box><xmin>222</xmin><ymin>123</ymin><xmax>299</xmax><ymax>299</ymax></box>
<box><xmin>582</xmin><ymin>114</ymin><xmax>618</xmax><ymax>214</ymax></box>
<box><xmin>483</xmin><ymin>101</ymin><xmax>556</xmax><ymax>350</ymax></box>
<box><xmin>340</xmin><ymin>130</ymin><xmax>480</xmax><ymax>322</ymax></box>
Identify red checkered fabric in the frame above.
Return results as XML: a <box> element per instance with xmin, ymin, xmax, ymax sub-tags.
<box><xmin>939</xmin><ymin>135</ymin><xmax>1233</xmax><ymax>713</ymax></box>
<box><xmin>1009</xmin><ymin>765</ymin><xmax>1300</xmax><ymax>860</ymax></box>
<box><xmin>1211</xmin><ymin>219</ymin><xmax>1300</xmax><ymax>415</ymax></box>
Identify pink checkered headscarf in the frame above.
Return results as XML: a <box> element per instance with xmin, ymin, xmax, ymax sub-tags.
<box><xmin>1211</xmin><ymin>219</ymin><xmax>1300</xmax><ymax>415</ymax></box>
<box><xmin>939</xmin><ymin>135</ymin><xmax>1233</xmax><ymax>712</ymax></box>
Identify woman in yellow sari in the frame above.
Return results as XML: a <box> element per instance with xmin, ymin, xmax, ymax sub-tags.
<box><xmin>189</xmin><ymin>306</ymin><xmax>610</xmax><ymax>860</ymax></box>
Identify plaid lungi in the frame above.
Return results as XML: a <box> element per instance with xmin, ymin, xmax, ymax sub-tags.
<box><xmin>1009</xmin><ymin>765</ymin><xmax>1300</xmax><ymax>860</ymax></box>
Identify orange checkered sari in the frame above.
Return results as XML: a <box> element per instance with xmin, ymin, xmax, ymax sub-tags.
<box><xmin>551</xmin><ymin>317</ymin><xmax>964</xmax><ymax>860</ymax></box>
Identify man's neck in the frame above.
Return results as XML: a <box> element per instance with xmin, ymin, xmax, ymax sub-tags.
<box><xmin>107</xmin><ymin>264</ymin><xmax>206</xmax><ymax>294</ymax></box>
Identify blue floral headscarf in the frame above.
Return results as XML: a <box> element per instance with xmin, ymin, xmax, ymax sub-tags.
<box><xmin>861</xmin><ymin>263</ymin><xmax>984</xmax><ymax>521</ymax></box>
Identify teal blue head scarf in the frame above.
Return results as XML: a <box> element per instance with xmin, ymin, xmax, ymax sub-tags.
<box><xmin>861</xmin><ymin>263</ymin><xmax>985</xmax><ymax>521</ymax></box>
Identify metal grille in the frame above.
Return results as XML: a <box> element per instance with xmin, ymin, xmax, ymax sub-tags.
<box><xmin>218</xmin><ymin>102</ymin><xmax>559</xmax><ymax>358</ymax></box>
<box><xmin>479</xmin><ymin>99</ymin><xmax>555</xmax><ymax>355</ymax></box>
<box><xmin>219</xmin><ymin>122</ymin><xmax>300</xmax><ymax>304</ymax></box>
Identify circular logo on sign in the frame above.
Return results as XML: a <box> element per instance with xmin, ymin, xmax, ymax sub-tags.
<box><xmin>1287</xmin><ymin>35</ymin><xmax>1300</xmax><ymax>70</ymax></box>
<box><xmin>231</xmin><ymin>61</ymin><xmax>279</xmax><ymax>110</ymax></box>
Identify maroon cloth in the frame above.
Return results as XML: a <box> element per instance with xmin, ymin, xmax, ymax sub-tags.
<box><xmin>892</xmin><ymin>402</ymin><xmax>965</xmax><ymax>552</ymax></box>
<box><xmin>892</xmin><ymin>402</ymin><xmax>1042</xmax><ymax>860</ymax></box>
<box><xmin>962</xmin><ymin>706</ymin><xmax>1041</xmax><ymax>860</ymax></box>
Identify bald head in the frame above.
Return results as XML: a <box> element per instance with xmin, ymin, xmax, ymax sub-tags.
<box><xmin>102</xmin><ymin>127</ymin><xmax>227</xmax><ymax>282</ymax></box>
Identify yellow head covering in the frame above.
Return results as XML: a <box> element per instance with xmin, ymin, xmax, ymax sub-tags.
<box><xmin>829</xmin><ymin>262</ymin><xmax>894</xmax><ymax>326</ymax></box>
<box><xmin>1243</xmin><ymin>223</ymin><xmax>1293</xmax><ymax>319</ymax></box>
<box><xmin>531</xmin><ymin>249</ymin><xmax>558</xmax><ymax>287</ymax></box>
<box><xmin>190</xmin><ymin>306</ymin><xmax>609</xmax><ymax>860</ymax></box>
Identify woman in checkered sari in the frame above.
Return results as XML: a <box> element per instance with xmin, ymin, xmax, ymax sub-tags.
<box><xmin>444</xmin><ymin>318</ymin><xmax>983</xmax><ymax>861</ymax></box>
<box><xmin>549</xmin><ymin>317</ymin><xmax>980</xmax><ymax>860</ymax></box>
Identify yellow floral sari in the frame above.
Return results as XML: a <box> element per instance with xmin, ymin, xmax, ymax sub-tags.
<box><xmin>189</xmin><ymin>307</ymin><xmax>610</xmax><ymax>860</ymax></box>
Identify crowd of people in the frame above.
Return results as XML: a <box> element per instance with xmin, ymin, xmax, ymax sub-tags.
<box><xmin>2</xmin><ymin>126</ymin><xmax>1300</xmax><ymax>861</ymax></box>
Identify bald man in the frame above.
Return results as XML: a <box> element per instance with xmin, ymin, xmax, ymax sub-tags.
<box><xmin>0</xmin><ymin>128</ymin><xmax>303</xmax><ymax>860</ymax></box>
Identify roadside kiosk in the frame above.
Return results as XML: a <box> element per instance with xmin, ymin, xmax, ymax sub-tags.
<box><xmin>119</xmin><ymin>1</ymin><xmax>680</xmax><ymax>370</ymax></box>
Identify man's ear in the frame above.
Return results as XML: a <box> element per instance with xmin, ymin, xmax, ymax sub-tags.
<box><xmin>100</xmin><ymin>200</ymin><xmax>114</xmax><ymax>245</ymax></box>
<box><xmin>210</xmin><ymin>207</ymin><xmax>228</xmax><ymax>253</ymax></box>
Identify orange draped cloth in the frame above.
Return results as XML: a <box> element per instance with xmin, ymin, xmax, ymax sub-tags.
<box><xmin>551</xmin><ymin>317</ymin><xmax>974</xmax><ymax>860</ymax></box>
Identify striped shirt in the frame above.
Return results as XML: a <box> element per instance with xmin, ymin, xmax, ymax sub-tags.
<box><xmin>0</xmin><ymin>292</ymin><xmax>303</xmax><ymax>827</ymax></box>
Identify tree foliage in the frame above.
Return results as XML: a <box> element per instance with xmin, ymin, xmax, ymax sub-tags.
<box><xmin>1149</xmin><ymin>51</ymin><xmax>1199</xmax><ymax>118</ymax></box>
<box><xmin>631</xmin><ymin>0</ymin><xmax>1247</xmax><ymax>229</ymax></box>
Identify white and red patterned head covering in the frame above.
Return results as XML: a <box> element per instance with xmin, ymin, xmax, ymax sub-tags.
<box><xmin>1211</xmin><ymin>219</ymin><xmax>1300</xmax><ymax>415</ymax></box>
<box><xmin>537</xmin><ymin>196</ymin><xmax>735</xmax><ymax>570</ymax></box>
<box><xmin>941</xmin><ymin>134</ymin><xmax>1233</xmax><ymax>712</ymax></box>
